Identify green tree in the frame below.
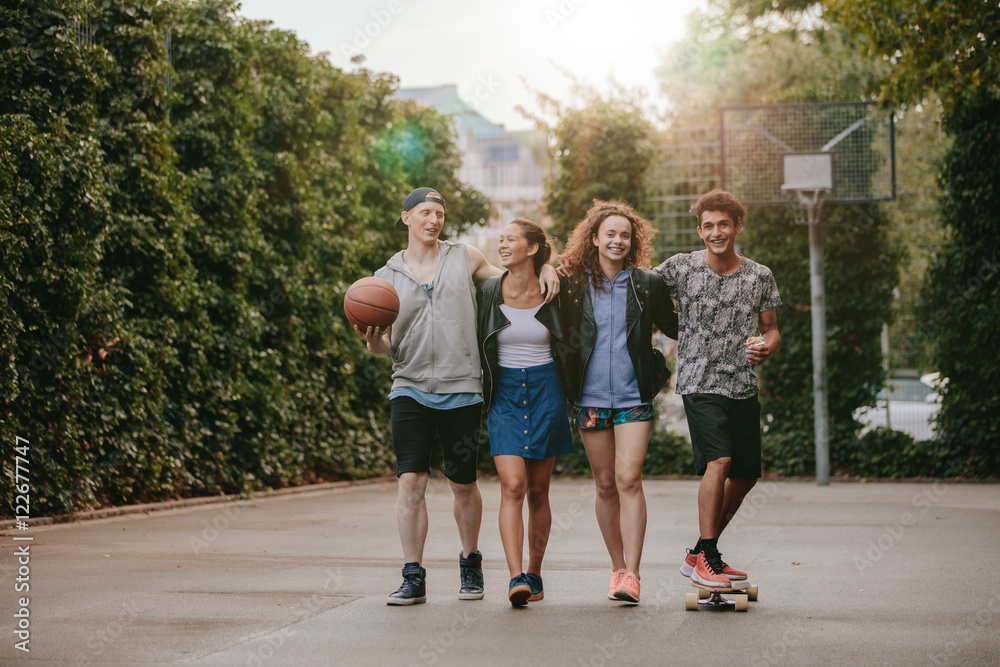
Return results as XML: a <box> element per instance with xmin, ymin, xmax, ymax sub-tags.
<box><xmin>830</xmin><ymin>0</ymin><xmax>1000</xmax><ymax>474</ymax></box>
<box><xmin>656</xmin><ymin>0</ymin><xmax>901</xmax><ymax>475</ymax></box>
<box><xmin>526</xmin><ymin>81</ymin><xmax>653</xmax><ymax>244</ymax></box>
<box><xmin>1</xmin><ymin>0</ymin><xmax>494</xmax><ymax>516</ymax></box>
<box><xmin>0</xmin><ymin>0</ymin><xmax>202</xmax><ymax>511</ymax></box>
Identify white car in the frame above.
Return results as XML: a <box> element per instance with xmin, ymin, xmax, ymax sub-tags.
<box><xmin>855</xmin><ymin>374</ymin><xmax>942</xmax><ymax>441</ymax></box>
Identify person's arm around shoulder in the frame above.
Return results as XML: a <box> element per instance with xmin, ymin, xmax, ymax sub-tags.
<box><xmin>468</xmin><ymin>244</ymin><xmax>503</xmax><ymax>282</ymax></box>
<box><xmin>650</xmin><ymin>271</ymin><xmax>679</xmax><ymax>340</ymax></box>
<box><xmin>653</xmin><ymin>254</ymin><xmax>680</xmax><ymax>290</ymax></box>
<box><xmin>748</xmin><ymin>308</ymin><xmax>780</xmax><ymax>367</ymax></box>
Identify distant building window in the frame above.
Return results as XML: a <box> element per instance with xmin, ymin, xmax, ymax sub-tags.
<box><xmin>486</xmin><ymin>143</ymin><xmax>519</xmax><ymax>164</ymax></box>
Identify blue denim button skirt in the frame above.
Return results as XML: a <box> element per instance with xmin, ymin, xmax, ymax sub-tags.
<box><xmin>488</xmin><ymin>361</ymin><xmax>574</xmax><ymax>459</ymax></box>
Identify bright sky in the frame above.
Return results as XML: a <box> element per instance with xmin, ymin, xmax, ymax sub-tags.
<box><xmin>236</xmin><ymin>0</ymin><xmax>708</xmax><ymax>131</ymax></box>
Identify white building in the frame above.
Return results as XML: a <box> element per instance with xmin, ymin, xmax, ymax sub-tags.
<box><xmin>394</xmin><ymin>85</ymin><xmax>548</xmax><ymax>253</ymax></box>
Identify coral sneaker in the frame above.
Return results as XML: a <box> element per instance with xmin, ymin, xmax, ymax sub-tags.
<box><xmin>681</xmin><ymin>549</ymin><xmax>747</xmax><ymax>581</ymax></box>
<box><xmin>692</xmin><ymin>552</ymin><xmax>732</xmax><ymax>588</ymax></box>
<box><xmin>607</xmin><ymin>569</ymin><xmax>626</xmax><ymax>600</ymax></box>
<box><xmin>613</xmin><ymin>571</ymin><xmax>640</xmax><ymax>603</ymax></box>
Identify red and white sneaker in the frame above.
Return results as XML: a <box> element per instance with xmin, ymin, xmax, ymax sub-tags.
<box><xmin>681</xmin><ymin>549</ymin><xmax>747</xmax><ymax>581</ymax></box>
<box><xmin>680</xmin><ymin>549</ymin><xmax>698</xmax><ymax>577</ymax></box>
<box><xmin>692</xmin><ymin>552</ymin><xmax>734</xmax><ymax>588</ymax></box>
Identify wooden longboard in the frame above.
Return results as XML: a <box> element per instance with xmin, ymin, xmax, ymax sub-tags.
<box><xmin>685</xmin><ymin>582</ymin><xmax>758</xmax><ymax>611</ymax></box>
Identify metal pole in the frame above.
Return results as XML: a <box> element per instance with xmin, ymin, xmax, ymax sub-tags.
<box><xmin>809</xmin><ymin>200</ymin><xmax>830</xmax><ymax>486</ymax></box>
<box><xmin>881</xmin><ymin>323</ymin><xmax>891</xmax><ymax>430</ymax></box>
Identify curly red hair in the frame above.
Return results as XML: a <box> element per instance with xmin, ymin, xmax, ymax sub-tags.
<box><xmin>559</xmin><ymin>199</ymin><xmax>657</xmax><ymax>292</ymax></box>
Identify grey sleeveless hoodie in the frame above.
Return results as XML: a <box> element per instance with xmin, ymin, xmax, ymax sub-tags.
<box><xmin>374</xmin><ymin>240</ymin><xmax>482</xmax><ymax>395</ymax></box>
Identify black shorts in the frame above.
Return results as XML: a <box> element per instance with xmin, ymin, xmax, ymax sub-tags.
<box><xmin>682</xmin><ymin>393</ymin><xmax>761</xmax><ymax>479</ymax></box>
<box><xmin>390</xmin><ymin>397</ymin><xmax>482</xmax><ymax>484</ymax></box>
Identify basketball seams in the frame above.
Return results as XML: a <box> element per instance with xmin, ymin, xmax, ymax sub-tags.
<box><xmin>344</xmin><ymin>300</ymin><xmax>395</xmax><ymax>328</ymax></box>
<box><xmin>346</xmin><ymin>284</ymin><xmax>397</xmax><ymax>298</ymax></box>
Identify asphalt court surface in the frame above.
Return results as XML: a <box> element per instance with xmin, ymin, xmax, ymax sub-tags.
<box><xmin>1</xmin><ymin>478</ymin><xmax>999</xmax><ymax>665</ymax></box>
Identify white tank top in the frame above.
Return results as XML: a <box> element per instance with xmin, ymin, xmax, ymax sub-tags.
<box><xmin>497</xmin><ymin>304</ymin><xmax>553</xmax><ymax>368</ymax></box>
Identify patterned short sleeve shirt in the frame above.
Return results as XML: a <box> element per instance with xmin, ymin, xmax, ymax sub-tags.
<box><xmin>654</xmin><ymin>251</ymin><xmax>781</xmax><ymax>399</ymax></box>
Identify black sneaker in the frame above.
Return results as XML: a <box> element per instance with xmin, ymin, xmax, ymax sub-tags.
<box><xmin>459</xmin><ymin>551</ymin><xmax>484</xmax><ymax>600</ymax></box>
<box><xmin>387</xmin><ymin>562</ymin><xmax>426</xmax><ymax>606</ymax></box>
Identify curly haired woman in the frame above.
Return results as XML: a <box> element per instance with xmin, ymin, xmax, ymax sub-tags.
<box><xmin>557</xmin><ymin>199</ymin><xmax>678</xmax><ymax>603</ymax></box>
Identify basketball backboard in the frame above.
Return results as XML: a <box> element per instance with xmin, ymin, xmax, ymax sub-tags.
<box><xmin>720</xmin><ymin>102</ymin><xmax>895</xmax><ymax>205</ymax></box>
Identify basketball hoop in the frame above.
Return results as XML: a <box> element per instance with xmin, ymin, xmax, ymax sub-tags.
<box><xmin>781</xmin><ymin>151</ymin><xmax>833</xmax><ymax>225</ymax></box>
<box><xmin>720</xmin><ymin>102</ymin><xmax>897</xmax><ymax>488</ymax></box>
<box><xmin>783</xmin><ymin>187</ymin><xmax>830</xmax><ymax>226</ymax></box>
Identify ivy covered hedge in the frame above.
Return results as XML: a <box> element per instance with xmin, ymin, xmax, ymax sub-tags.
<box><xmin>0</xmin><ymin>0</ymin><xmax>489</xmax><ymax>516</ymax></box>
<box><xmin>920</xmin><ymin>94</ymin><xmax>1000</xmax><ymax>476</ymax></box>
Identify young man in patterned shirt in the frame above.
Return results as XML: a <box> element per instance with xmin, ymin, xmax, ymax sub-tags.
<box><xmin>654</xmin><ymin>189</ymin><xmax>781</xmax><ymax>587</ymax></box>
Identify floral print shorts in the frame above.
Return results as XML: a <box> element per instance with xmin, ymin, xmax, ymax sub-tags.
<box><xmin>572</xmin><ymin>404</ymin><xmax>653</xmax><ymax>430</ymax></box>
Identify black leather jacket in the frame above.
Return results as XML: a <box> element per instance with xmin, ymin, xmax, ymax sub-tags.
<box><xmin>557</xmin><ymin>268</ymin><xmax>679</xmax><ymax>404</ymax></box>
<box><xmin>476</xmin><ymin>273</ymin><xmax>574</xmax><ymax>413</ymax></box>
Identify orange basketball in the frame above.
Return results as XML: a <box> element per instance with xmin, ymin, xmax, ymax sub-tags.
<box><xmin>344</xmin><ymin>277</ymin><xmax>399</xmax><ymax>329</ymax></box>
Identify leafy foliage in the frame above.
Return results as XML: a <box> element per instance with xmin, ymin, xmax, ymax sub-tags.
<box><xmin>832</xmin><ymin>0</ymin><xmax>1000</xmax><ymax>477</ymax></box>
<box><xmin>656</xmin><ymin>2</ymin><xmax>901</xmax><ymax>476</ymax></box>
<box><xmin>828</xmin><ymin>0</ymin><xmax>1000</xmax><ymax>114</ymax></box>
<box><xmin>919</xmin><ymin>94</ymin><xmax>1000</xmax><ymax>475</ymax></box>
<box><xmin>531</xmin><ymin>82</ymin><xmax>653</xmax><ymax>245</ymax></box>
<box><xmin>0</xmin><ymin>0</ymin><xmax>485</xmax><ymax>515</ymax></box>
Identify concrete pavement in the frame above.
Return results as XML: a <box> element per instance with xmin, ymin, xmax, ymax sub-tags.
<box><xmin>2</xmin><ymin>477</ymin><xmax>999</xmax><ymax>666</ymax></box>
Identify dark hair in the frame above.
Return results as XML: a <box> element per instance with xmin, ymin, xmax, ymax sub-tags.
<box><xmin>691</xmin><ymin>189</ymin><xmax>746</xmax><ymax>226</ymax></box>
<box><xmin>509</xmin><ymin>218</ymin><xmax>555</xmax><ymax>275</ymax></box>
<box><xmin>560</xmin><ymin>199</ymin><xmax>656</xmax><ymax>292</ymax></box>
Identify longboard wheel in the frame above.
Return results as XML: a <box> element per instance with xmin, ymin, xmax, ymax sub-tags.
<box><xmin>746</xmin><ymin>585</ymin><xmax>758</xmax><ymax>602</ymax></box>
<box><xmin>685</xmin><ymin>593</ymin><xmax>698</xmax><ymax>611</ymax></box>
<box><xmin>698</xmin><ymin>588</ymin><xmax>711</xmax><ymax>600</ymax></box>
<box><xmin>735</xmin><ymin>595</ymin><xmax>749</xmax><ymax>612</ymax></box>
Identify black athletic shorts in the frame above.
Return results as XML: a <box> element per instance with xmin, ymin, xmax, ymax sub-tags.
<box><xmin>682</xmin><ymin>393</ymin><xmax>762</xmax><ymax>479</ymax></box>
<box><xmin>390</xmin><ymin>397</ymin><xmax>482</xmax><ymax>484</ymax></box>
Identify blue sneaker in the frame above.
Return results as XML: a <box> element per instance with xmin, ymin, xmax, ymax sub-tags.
<box><xmin>508</xmin><ymin>573</ymin><xmax>531</xmax><ymax>607</ymax></box>
<box><xmin>526</xmin><ymin>573</ymin><xmax>544</xmax><ymax>601</ymax></box>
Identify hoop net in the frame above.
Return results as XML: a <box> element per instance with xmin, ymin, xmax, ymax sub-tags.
<box><xmin>783</xmin><ymin>187</ymin><xmax>829</xmax><ymax>226</ymax></box>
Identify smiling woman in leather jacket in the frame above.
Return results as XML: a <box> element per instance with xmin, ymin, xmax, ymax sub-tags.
<box><xmin>557</xmin><ymin>199</ymin><xmax>678</xmax><ymax>605</ymax></box>
<box><xmin>476</xmin><ymin>218</ymin><xmax>574</xmax><ymax>607</ymax></box>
